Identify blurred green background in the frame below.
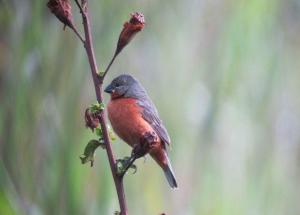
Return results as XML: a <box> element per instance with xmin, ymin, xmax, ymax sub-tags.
<box><xmin>1</xmin><ymin>0</ymin><xmax>300</xmax><ymax>214</ymax></box>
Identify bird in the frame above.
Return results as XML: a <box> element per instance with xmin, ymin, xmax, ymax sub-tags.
<box><xmin>104</xmin><ymin>74</ymin><xmax>178</xmax><ymax>188</ymax></box>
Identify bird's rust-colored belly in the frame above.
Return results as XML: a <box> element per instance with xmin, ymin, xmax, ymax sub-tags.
<box><xmin>107</xmin><ymin>98</ymin><xmax>154</xmax><ymax>147</ymax></box>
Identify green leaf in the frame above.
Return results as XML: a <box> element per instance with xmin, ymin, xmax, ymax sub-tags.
<box><xmin>95</xmin><ymin>127</ymin><xmax>103</xmax><ymax>137</ymax></box>
<box><xmin>107</xmin><ymin>125</ymin><xmax>117</xmax><ymax>141</ymax></box>
<box><xmin>80</xmin><ymin>139</ymin><xmax>103</xmax><ymax>167</ymax></box>
<box><xmin>98</xmin><ymin>71</ymin><xmax>105</xmax><ymax>77</ymax></box>
<box><xmin>90</xmin><ymin>102</ymin><xmax>105</xmax><ymax>113</ymax></box>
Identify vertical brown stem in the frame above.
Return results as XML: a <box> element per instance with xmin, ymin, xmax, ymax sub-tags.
<box><xmin>79</xmin><ymin>1</ymin><xmax>128</xmax><ymax>214</ymax></box>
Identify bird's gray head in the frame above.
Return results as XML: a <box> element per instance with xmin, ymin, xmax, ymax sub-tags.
<box><xmin>104</xmin><ymin>74</ymin><xmax>147</xmax><ymax>99</ymax></box>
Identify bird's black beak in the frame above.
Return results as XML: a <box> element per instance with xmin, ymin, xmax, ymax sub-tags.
<box><xmin>104</xmin><ymin>84</ymin><xmax>114</xmax><ymax>94</ymax></box>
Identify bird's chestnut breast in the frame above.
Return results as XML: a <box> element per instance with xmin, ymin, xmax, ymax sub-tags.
<box><xmin>107</xmin><ymin>98</ymin><xmax>155</xmax><ymax>146</ymax></box>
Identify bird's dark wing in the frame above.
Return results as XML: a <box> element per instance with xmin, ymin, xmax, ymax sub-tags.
<box><xmin>137</xmin><ymin>98</ymin><xmax>171</xmax><ymax>146</ymax></box>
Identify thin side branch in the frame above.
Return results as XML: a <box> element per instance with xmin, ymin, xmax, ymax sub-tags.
<box><xmin>101</xmin><ymin>53</ymin><xmax>117</xmax><ymax>80</ymax></box>
<box><xmin>74</xmin><ymin>0</ymin><xmax>85</xmax><ymax>16</ymax></box>
<box><xmin>70</xmin><ymin>24</ymin><xmax>85</xmax><ymax>44</ymax></box>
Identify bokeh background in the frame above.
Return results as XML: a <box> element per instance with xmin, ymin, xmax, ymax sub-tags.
<box><xmin>1</xmin><ymin>0</ymin><xmax>300</xmax><ymax>214</ymax></box>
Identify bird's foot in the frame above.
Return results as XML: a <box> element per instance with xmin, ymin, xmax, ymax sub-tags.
<box><xmin>116</xmin><ymin>132</ymin><xmax>158</xmax><ymax>178</ymax></box>
<box><xmin>116</xmin><ymin>156</ymin><xmax>137</xmax><ymax>178</ymax></box>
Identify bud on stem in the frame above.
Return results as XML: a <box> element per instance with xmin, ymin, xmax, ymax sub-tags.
<box><xmin>115</xmin><ymin>12</ymin><xmax>145</xmax><ymax>56</ymax></box>
<box><xmin>47</xmin><ymin>0</ymin><xmax>74</xmax><ymax>30</ymax></box>
<box><xmin>101</xmin><ymin>12</ymin><xmax>145</xmax><ymax>78</ymax></box>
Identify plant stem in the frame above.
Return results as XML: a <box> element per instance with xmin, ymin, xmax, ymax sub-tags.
<box><xmin>70</xmin><ymin>24</ymin><xmax>85</xmax><ymax>44</ymax></box>
<box><xmin>101</xmin><ymin>52</ymin><xmax>117</xmax><ymax>80</ymax></box>
<box><xmin>78</xmin><ymin>1</ymin><xmax>128</xmax><ymax>214</ymax></box>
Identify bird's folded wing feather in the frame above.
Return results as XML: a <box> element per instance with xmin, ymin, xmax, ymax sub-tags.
<box><xmin>137</xmin><ymin>99</ymin><xmax>171</xmax><ymax>146</ymax></box>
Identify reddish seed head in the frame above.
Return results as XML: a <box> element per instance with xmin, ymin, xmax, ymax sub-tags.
<box><xmin>129</xmin><ymin>12</ymin><xmax>145</xmax><ymax>25</ymax></box>
<box><xmin>115</xmin><ymin>12</ymin><xmax>145</xmax><ymax>55</ymax></box>
<box><xmin>84</xmin><ymin>108</ymin><xmax>100</xmax><ymax>131</ymax></box>
<box><xmin>47</xmin><ymin>0</ymin><xmax>74</xmax><ymax>30</ymax></box>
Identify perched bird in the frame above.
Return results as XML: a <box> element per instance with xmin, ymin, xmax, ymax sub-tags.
<box><xmin>105</xmin><ymin>74</ymin><xmax>178</xmax><ymax>188</ymax></box>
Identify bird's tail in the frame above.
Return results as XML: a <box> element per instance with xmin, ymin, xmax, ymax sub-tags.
<box><xmin>163</xmin><ymin>155</ymin><xmax>178</xmax><ymax>189</ymax></box>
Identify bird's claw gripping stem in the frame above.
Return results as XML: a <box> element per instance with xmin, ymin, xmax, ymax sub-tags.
<box><xmin>116</xmin><ymin>156</ymin><xmax>137</xmax><ymax>178</ymax></box>
<box><xmin>116</xmin><ymin>131</ymin><xmax>159</xmax><ymax>178</ymax></box>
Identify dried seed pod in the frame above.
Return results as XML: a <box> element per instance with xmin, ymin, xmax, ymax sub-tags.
<box><xmin>47</xmin><ymin>0</ymin><xmax>74</xmax><ymax>29</ymax></box>
<box><xmin>84</xmin><ymin>108</ymin><xmax>99</xmax><ymax>131</ymax></box>
<box><xmin>115</xmin><ymin>12</ymin><xmax>145</xmax><ymax>55</ymax></box>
